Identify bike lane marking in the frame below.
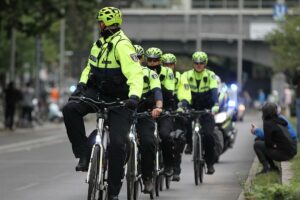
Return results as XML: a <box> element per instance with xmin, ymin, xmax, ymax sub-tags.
<box><xmin>0</xmin><ymin>135</ymin><xmax>67</xmax><ymax>154</ymax></box>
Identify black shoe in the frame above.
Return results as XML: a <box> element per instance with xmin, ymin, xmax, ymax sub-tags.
<box><xmin>172</xmin><ymin>174</ymin><xmax>180</xmax><ymax>182</ymax></box>
<box><xmin>270</xmin><ymin>165</ymin><xmax>279</xmax><ymax>172</ymax></box>
<box><xmin>164</xmin><ymin>167</ymin><xmax>174</xmax><ymax>177</ymax></box>
<box><xmin>143</xmin><ymin>179</ymin><xmax>153</xmax><ymax>194</ymax></box>
<box><xmin>256</xmin><ymin>167</ymin><xmax>270</xmax><ymax>175</ymax></box>
<box><xmin>108</xmin><ymin>195</ymin><xmax>119</xmax><ymax>200</ymax></box>
<box><xmin>75</xmin><ymin>156</ymin><xmax>89</xmax><ymax>172</ymax></box>
<box><xmin>185</xmin><ymin>144</ymin><xmax>192</xmax><ymax>154</ymax></box>
<box><xmin>207</xmin><ymin>164</ymin><xmax>215</xmax><ymax>175</ymax></box>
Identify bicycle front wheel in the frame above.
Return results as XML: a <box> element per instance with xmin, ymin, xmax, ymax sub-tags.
<box><xmin>198</xmin><ymin>135</ymin><xmax>204</xmax><ymax>183</ymax></box>
<box><xmin>126</xmin><ymin>144</ymin><xmax>136</xmax><ymax>200</ymax></box>
<box><xmin>87</xmin><ymin>145</ymin><xmax>100</xmax><ymax>200</ymax></box>
<box><xmin>193</xmin><ymin>135</ymin><xmax>200</xmax><ymax>186</ymax></box>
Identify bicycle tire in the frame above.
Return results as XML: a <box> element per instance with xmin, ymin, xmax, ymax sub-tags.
<box><xmin>127</xmin><ymin>144</ymin><xmax>135</xmax><ymax>200</ymax></box>
<box><xmin>87</xmin><ymin>145</ymin><xmax>100</xmax><ymax>200</ymax></box>
<box><xmin>133</xmin><ymin>180</ymin><xmax>140</xmax><ymax>200</ymax></box>
<box><xmin>165</xmin><ymin>175</ymin><xmax>171</xmax><ymax>189</ymax></box>
<box><xmin>193</xmin><ymin>135</ymin><xmax>199</xmax><ymax>186</ymax></box>
<box><xmin>155</xmin><ymin>174</ymin><xmax>160</xmax><ymax>197</ymax></box>
<box><xmin>199</xmin><ymin>135</ymin><xmax>204</xmax><ymax>184</ymax></box>
<box><xmin>159</xmin><ymin>174</ymin><xmax>164</xmax><ymax>191</ymax></box>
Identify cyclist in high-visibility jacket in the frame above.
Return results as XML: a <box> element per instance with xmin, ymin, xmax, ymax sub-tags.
<box><xmin>181</xmin><ymin>51</ymin><xmax>219</xmax><ymax>175</ymax></box>
<box><xmin>134</xmin><ymin>44</ymin><xmax>163</xmax><ymax>193</ymax></box>
<box><xmin>161</xmin><ymin>53</ymin><xmax>188</xmax><ymax>182</ymax></box>
<box><xmin>145</xmin><ymin>47</ymin><xmax>191</xmax><ymax>177</ymax></box>
<box><xmin>134</xmin><ymin>44</ymin><xmax>145</xmax><ymax>65</ymax></box>
<box><xmin>62</xmin><ymin>7</ymin><xmax>143</xmax><ymax>200</ymax></box>
<box><xmin>161</xmin><ymin>53</ymin><xmax>181</xmax><ymax>94</ymax></box>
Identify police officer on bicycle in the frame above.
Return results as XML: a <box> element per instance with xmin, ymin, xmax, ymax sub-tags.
<box><xmin>161</xmin><ymin>53</ymin><xmax>189</xmax><ymax>181</ymax></box>
<box><xmin>134</xmin><ymin>44</ymin><xmax>163</xmax><ymax>193</ymax></box>
<box><xmin>145</xmin><ymin>47</ymin><xmax>190</xmax><ymax>177</ymax></box>
<box><xmin>182</xmin><ymin>51</ymin><xmax>219</xmax><ymax>174</ymax></box>
<box><xmin>62</xmin><ymin>7</ymin><xmax>144</xmax><ymax>200</ymax></box>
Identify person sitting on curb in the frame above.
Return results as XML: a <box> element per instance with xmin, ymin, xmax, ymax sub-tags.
<box><xmin>251</xmin><ymin>102</ymin><xmax>297</xmax><ymax>175</ymax></box>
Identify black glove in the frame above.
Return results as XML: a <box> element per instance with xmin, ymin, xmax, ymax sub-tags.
<box><xmin>71</xmin><ymin>83</ymin><xmax>86</xmax><ymax>97</ymax></box>
<box><xmin>124</xmin><ymin>95</ymin><xmax>139</xmax><ymax>110</ymax></box>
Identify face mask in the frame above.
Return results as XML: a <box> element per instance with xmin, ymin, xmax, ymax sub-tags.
<box><xmin>100</xmin><ymin>27</ymin><xmax>120</xmax><ymax>39</ymax></box>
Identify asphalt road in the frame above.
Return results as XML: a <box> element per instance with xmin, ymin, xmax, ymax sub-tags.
<box><xmin>0</xmin><ymin>112</ymin><xmax>260</xmax><ymax>200</ymax></box>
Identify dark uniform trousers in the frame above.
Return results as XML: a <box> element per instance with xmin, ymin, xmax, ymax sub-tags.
<box><xmin>173</xmin><ymin>117</ymin><xmax>187</xmax><ymax>174</ymax></box>
<box><xmin>157</xmin><ymin>116</ymin><xmax>174</xmax><ymax>168</ymax></box>
<box><xmin>136</xmin><ymin>117</ymin><xmax>156</xmax><ymax>180</ymax></box>
<box><xmin>63</xmin><ymin>98</ymin><xmax>133</xmax><ymax>196</ymax></box>
<box><xmin>186</xmin><ymin>113</ymin><xmax>217</xmax><ymax>165</ymax></box>
<box><xmin>5</xmin><ymin>105</ymin><xmax>16</xmax><ymax>129</ymax></box>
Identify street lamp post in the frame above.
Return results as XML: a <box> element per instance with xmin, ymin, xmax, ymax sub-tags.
<box><xmin>59</xmin><ymin>14</ymin><xmax>65</xmax><ymax>95</ymax></box>
<box><xmin>237</xmin><ymin>0</ymin><xmax>243</xmax><ymax>91</ymax></box>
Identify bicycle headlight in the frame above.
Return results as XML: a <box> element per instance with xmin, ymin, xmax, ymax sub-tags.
<box><xmin>195</xmin><ymin>126</ymin><xmax>200</xmax><ymax>132</ymax></box>
<box><xmin>215</xmin><ymin>112</ymin><xmax>227</xmax><ymax>124</ymax></box>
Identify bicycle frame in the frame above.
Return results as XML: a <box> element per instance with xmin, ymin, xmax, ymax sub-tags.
<box><xmin>192</xmin><ymin>118</ymin><xmax>203</xmax><ymax>162</ymax></box>
<box><xmin>86</xmin><ymin>110</ymin><xmax>108</xmax><ymax>186</ymax></box>
<box><xmin>127</xmin><ymin>121</ymin><xmax>139</xmax><ymax>179</ymax></box>
<box><xmin>154</xmin><ymin>122</ymin><xmax>161</xmax><ymax>174</ymax></box>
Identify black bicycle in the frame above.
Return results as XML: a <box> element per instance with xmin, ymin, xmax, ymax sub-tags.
<box><xmin>188</xmin><ymin>109</ymin><xmax>211</xmax><ymax>186</ymax></box>
<box><xmin>69</xmin><ymin>96</ymin><xmax>124</xmax><ymax>200</ymax></box>
<box><xmin>126</xmin><ymin>112</ymin><xmax>154</xmax><ymax>200</ymax></box>
<box><xmin>158</xmin><ymin>110</ymin><xmax>187</xmax><ymax>190</ymax></box>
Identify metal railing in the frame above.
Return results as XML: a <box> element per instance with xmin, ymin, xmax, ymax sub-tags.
<box><xmin>191</xmin><ymin>0</ymin><xmax>300</xmax><ymax>8</ymax></box>
<box><xmin>112</xmin><ymin>0</ymin><xmax>300</xmax><ymax>9</ymax></box>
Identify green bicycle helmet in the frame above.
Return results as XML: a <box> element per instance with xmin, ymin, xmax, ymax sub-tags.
<box><xmin>134</xmin><ymin>45</ymin><xmax>144</xmax><ymax>57</ymax></box>
<box><xmin>192</xmin><ymin>51</ymin><xmax>208</xmax><ymax>64</ymax></box>
<box><xmin>96</xmin><ymin>7</ymin><xmax>122</xmax><ymax>26</ymax></box>
<box><xmin>161</xmin><ymin>53</ymin><xmax>177</xmax><ymax>64</ymax></box>
<box><xmin>145</xmin><ymin>47</ymin><xmax>163</xmax><ymax>59</ymax></box>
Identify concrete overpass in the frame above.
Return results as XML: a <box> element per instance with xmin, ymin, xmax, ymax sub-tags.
<box><xmin>121</xmin><ymin>9</ymin><xmax>285</xmax><ymax>67</ymax></box>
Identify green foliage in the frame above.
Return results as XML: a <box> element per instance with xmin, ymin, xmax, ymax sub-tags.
<box><xmin>248</xmin><ymin>184</ymin><xmax>295</xmax><ymax>200</ymax></box>
<box><xmin>0</xmin><ymin>28</ymin><xmax>10</xmax><ymax>73</ymax></box>
<box><xmin>0</xmin><ymin>0</ymin><xmax>66</xmax><ymax>36</ymax></box>
<box><xmin>291</xmin><ymin>145</ymin><xmax>300</xmax><ymax>186</ymax></box>
<box><xmin>266</xmin><ymin>16</ymin><xmax>300</xmax><ymax>72</ymax></box>
<box><xmin>252</xmin><ymin>171</ymin><xmax>279</xmax><ymax>186</ymax></box>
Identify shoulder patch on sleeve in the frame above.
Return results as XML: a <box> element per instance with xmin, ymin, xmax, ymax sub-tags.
<box><xmin>169</xmin><ymin>73</ymin><xmax>174</xmax><ymax>80</ymax></box>
<box><xmin>184</xmin><ymin>83</ymin><xmax>190</xmax><ymax>90</ymax></box>
<box><xmin>151</xmin><ymin>73</ymin><xmax>158</xmax><ymax>79</ymax></box>
<box><xmin>130</xmin><ymin>53</ymin><xmax>139</xmax><ymax>62</ymax></box>
<box><xmin>89</xmin><ymin>55</ymin><xmax>97</xmax><ymax>62</ymax></box>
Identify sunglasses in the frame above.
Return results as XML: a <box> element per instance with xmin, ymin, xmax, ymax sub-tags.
<box><xmin>147</xmin><ymin>58</ymin><xmax>160</xmax><ymax>62</ymax></box>
<box><xmin>194</xmin><ymin>62</ymin><xmax>205</xmax><ymax>65</ymax></box>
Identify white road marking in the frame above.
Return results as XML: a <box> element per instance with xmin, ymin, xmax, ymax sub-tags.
<box><xmin>14</xmin><ymin>182</ymin><xmax>39</xmax><ymax>191</ymax></box>
<box><xmin>0</xmin><ymin>135</ymin><xmax>67</xmax><ymax>154</ymax></box>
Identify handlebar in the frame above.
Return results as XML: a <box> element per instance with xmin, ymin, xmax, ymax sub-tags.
<box><xmin>69</xmin><ymin>96</ymin><xmax>125</xmax><ymax>111</ymax></box>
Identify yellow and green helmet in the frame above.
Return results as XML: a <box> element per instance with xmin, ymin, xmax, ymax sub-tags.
<box><xmin>134</xmin><ymin>45</ymin><xmax>144</xmax><ymax>57</ymax></box>
<box><xmin>96</xmin><ymin>7</ymin><xmax>122</xmax><ymax>26</ymax></box>
<box><xmin>161</xmin><ymin>53</ymin><xmax>176</xmax><ymax>64</ymax></box>
<box><xmin>145</xmin><ymin>47</ymin><xmax>163</xmax><ymax>59</ymax></box>
<box><xmin>192</xmin><ymin>51</ymin><xmax>208</xmax><ymax>64</ymax></box>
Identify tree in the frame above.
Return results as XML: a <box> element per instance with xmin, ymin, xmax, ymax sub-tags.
<box><xmin>266</xmin><ymin>16</ymin><xmax>300</xmax><ymax>73</ymax></box>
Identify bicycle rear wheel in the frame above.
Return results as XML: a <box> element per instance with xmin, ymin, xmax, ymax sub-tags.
<box><xmin>87</xmin><ymin>145</ymin><xmax>100</xmax><ymax>200</ymax></box>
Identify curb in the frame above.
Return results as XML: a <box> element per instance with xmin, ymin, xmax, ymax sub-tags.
<box><xmin>280</xmin><ymin>161</ymin><xmax>292</xmax><ymax>185</ymax></box>
<box><xmin>237</xmin><ymin>156</ymin><xmax>260</xmax><ymax>200</ymax></box>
